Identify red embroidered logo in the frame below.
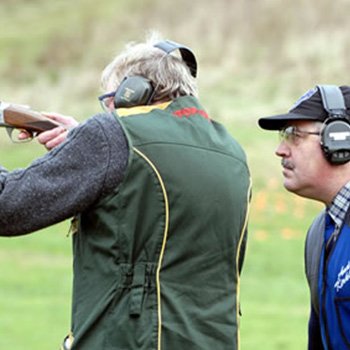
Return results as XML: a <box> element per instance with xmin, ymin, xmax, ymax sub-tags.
<box><xmin>173</xmin><ymin>107</ymin><xmax>210</xmax><ymax>120</ymax></box>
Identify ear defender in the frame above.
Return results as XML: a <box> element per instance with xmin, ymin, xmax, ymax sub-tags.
<box><xmin>113</xmin><ymin>40</ymin><xmax>197</xmax><ymax>109</ymax></box>
<box><xmin>113</xmin><ymin>76</ymin><xmax>154</xmax><ymax>108</ymax></box>
<box><xmin>318</xmin><ymin>85</ymin><xmax>350</xmax><ymax>164</ymax></box>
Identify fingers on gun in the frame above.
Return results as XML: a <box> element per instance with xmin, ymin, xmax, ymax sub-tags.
<box><xmin>41</xmin><ymin>112</ymin><xmax>79</xmax><ymax>128</ymax></box>
<box><xmin>17</xmin><ymin>129</ymin><xmax>33</xmax><ymax>141</ymax></box>
<box><xmin>8</xmin><ymin>128</ymin><xmax>33</xmax><ymax>143</ymax></box>
<box><xmin>38</xmin><ymin>126</ymin><xmax>68</xmax><ymax>150</ymax></box>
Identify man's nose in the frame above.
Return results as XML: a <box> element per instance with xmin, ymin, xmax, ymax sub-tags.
<box><xmin>275</xmin><ymin>141</ymin><xmax>290</xmax><ymax>157</ymax></box>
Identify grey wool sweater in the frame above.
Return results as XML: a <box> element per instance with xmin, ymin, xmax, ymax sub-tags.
<box><xmin>0</xmin><ymin>112</ymin><xmax>129</xmax><ymax>236</ymax></box>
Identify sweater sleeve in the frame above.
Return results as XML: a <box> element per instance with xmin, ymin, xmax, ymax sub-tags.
<box><xmin>0</xmin><ymin>112</ymin><xmax>129</xmax><ymax>236</ymax></box>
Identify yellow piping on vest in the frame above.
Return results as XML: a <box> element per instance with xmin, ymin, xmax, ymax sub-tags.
<box><xmin>133</xmin><ymin>147</ymin><xmax>170</xmax><ymax>350</ymax></box>
<box><xmin>235</xmin><ymin>176</ymin><xmax>252</xmax><ymax>350</ymax></box>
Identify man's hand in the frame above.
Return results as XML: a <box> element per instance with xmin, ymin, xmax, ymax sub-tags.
<box><xmin>36</xmin><ymin>112</ymin><xmax>79</xmax><ymax>150</ymax></box>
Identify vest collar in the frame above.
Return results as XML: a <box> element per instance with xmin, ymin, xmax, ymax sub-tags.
<box><xmin>116</xmin><ymin>101</ymin><xmax>171</xmax><ymax>117</ymax></box>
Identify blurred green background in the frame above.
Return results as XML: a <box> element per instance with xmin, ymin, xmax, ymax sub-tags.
<box><xmin>1</xmin><ymin>0</ymin><xmax>349</xmax><ymax>348</ymax></box>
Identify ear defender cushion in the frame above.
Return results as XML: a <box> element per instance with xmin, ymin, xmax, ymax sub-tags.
<box><xmin>318</xmin><ymin>85</ymin><xmax>350</xmax><ymax>164</ymax></box>
<box><xmin>321</xmin><ymin>119</ymin><xmax>350</xmax><ymax>164</ymax></box>
<box><xmin>114</xmin><ymin>76</ymin><xmax>154</xmax><ymax>108</ymax></box>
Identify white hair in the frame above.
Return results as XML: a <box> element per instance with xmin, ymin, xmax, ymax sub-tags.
<box><xmin>100</xmin><ymin>31</ymin><xmax>198</xmax><ymax>102</ymax></box>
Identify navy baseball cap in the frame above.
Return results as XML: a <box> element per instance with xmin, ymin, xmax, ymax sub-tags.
<box><xmin>258</xmin><ymin>85</ymin><xmax>350</xmax><ymax>130</ymax></box>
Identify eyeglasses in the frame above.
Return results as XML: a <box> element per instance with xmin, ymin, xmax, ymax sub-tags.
<box><xmin>98</xmin><ymin>91</ymin><xmax>116</xmax><ymax>105</ymax></box>
<box><xmin>279</xmin><ymin>126</ymin><xmax>321</xmax><ymax>144</ymax></box>
<box><xmin>98</xmin><ymin>91</ymin><xmax>117</xmax><ymax>112</ymax></box>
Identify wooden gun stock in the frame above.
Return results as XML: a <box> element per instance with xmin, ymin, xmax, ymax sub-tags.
<box><xmin>0</xmin><ymin>103</ymin><xmax>61</xmax><ymax>133</ymax></box>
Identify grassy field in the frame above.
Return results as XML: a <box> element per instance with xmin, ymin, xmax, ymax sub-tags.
<box><xmin>0</xmin><ymin>0</ymin><xmax>346</xmax><ymax>348</ymax></box>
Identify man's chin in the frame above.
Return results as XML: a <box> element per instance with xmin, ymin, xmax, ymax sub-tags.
<box><xmin>283</xmin><ymin>181</ymin><xmax>299</xmax><ymax>195</ymax></box>
<box><xmin>284</xmin><ymin>182</ymin><xmax>311</xmax><ymax>200</ymax></box>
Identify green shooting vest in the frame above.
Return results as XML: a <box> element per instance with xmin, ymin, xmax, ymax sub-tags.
<box><xmin>69</xmin><ymin>96</ymin><xmax>251</xmax><ymax>350</ymax></box>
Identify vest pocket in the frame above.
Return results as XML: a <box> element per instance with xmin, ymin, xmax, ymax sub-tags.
<box><xmin>335</xmin><ymin>297</ymin><xmax>350</xmax><ymax>347</ymax></box>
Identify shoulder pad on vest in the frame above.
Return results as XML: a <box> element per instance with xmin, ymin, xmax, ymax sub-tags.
<box><xmin>305</xmin><ymin>210</ymin><xmax>325</xmax><ymax>315</ymax></box>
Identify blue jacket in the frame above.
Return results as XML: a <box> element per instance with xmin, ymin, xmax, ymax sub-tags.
<box><xmin>305</xmin><ymin>209</ymin><xmax>350</xmax><ymax>349</ymax></box>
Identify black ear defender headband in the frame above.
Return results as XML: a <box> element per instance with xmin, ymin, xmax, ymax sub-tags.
<box><xmin>111</xmin><ymin>40</ymin><xmax>197</xmax><ymax>109</ymax></box>
<box><xmin>153</xmin><ymin>40</ymin><xmax>197</xmax><ymax>78</ymax></box>
<box><xmin>318</xmin><ymin>84</ymin><xmax>350</xmax><ymax>164</ymax></box>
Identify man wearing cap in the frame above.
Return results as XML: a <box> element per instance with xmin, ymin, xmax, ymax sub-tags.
<box><xmin>258</xmin><ymin>85</ymin><xmax>350</xmax><ymax>350</ymax></box>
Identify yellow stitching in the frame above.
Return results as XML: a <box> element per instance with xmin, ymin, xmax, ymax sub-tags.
<box><xmin>133</xmin><ymin>147</ymin><xmax>170</xmax><ymax>350</ymax></box>
<box><xmin>236</xmin><ymin>177</ymin><xmax>252</xmax><ymax>350</ymax></box>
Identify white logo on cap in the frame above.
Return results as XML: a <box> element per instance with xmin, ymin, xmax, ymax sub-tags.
<box><xmin>289</xmin><ymin>87</ymin><xmax>318</xmax><ymax>111</ymax></box>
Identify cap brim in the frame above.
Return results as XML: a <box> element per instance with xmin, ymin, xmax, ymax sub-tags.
<box><xmin>258</xmin><ymin>112</ymin><xmax>322</xmax><ymax>130</ymax></box>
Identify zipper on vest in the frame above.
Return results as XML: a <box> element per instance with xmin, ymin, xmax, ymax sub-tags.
<box><xmin>325</xmin><ymin>226</ymin><xmax>341</xmax><ymax>257</ymax></box>
<box><xmin>321</xmin><ymin>225</ymin><xmax>341</xmax><ymax>349</ymax></box>
<box><xmin>321</xmin><ymin>261</ymin><xmax>332</xmax><ymax>349</ymax></box>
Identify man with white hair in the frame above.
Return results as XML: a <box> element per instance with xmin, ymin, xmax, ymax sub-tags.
<box><xmin>0</xmin><ymin>33</ymin><xmax>251</xmax><ymax>350</ymax></box>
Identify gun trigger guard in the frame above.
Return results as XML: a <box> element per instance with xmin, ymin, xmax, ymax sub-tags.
<box><xmin>7</xmin><ymin>127</ymin><xmax>34</xmax><ymax>143</ymax></box>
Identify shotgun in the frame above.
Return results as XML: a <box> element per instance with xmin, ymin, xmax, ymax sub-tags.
<box><xmin>0</xmin><ymin>102</ymin><xmax>61</xmax><ymax>141</ymax></box>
